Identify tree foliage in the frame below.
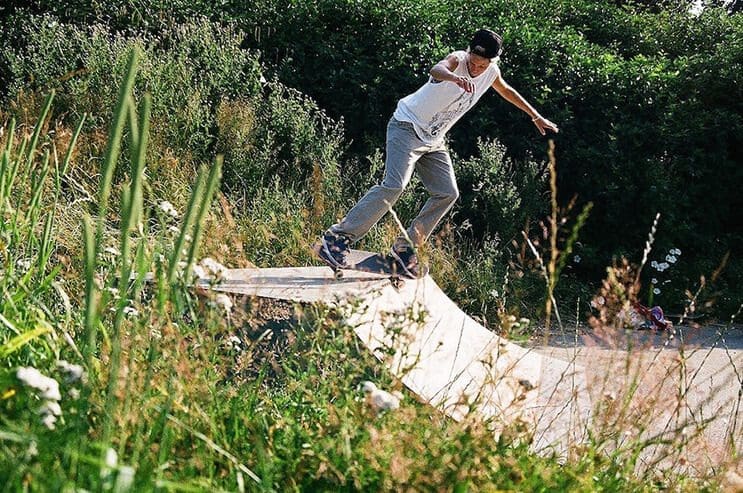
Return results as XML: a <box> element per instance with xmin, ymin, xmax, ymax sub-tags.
<box><xmin>1</xmin><ymin>0</ymin><xmax>741</xmax><ymax>311</ymax></box>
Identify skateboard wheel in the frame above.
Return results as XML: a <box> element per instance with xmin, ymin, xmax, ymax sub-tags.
<box><xmin>334</xmin><ymin>269</ymin><xmax>344</xmax><ymax>279</ymax></box>
<box><xmin>391</xmin><ymin>277</ymin><xmax>404</xmax><ymax>289</ymax></box>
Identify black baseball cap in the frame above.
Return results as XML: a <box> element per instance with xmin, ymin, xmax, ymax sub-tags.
<box><xmin>469</xmin><ymin>29</ymin><xmax>503</xmax><ymax>58</ymax></box>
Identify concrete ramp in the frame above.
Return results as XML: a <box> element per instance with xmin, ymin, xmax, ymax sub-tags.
<box><xmin>210</xmin><ymin>266</ymin><xmax>591</xmax><ymax>454</ymax></box>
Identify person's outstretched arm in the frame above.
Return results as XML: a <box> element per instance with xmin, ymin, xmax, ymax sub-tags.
<box><xmin>492</xmin><ymin>76</ymin><xmax>559</xmax><ymax>136</ymax></box>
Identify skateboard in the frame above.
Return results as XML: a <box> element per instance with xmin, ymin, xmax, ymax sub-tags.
<box><xmin>313</xmin><ymin>244</ymin><xmax>427</xmax><ymax>289</ymax></box>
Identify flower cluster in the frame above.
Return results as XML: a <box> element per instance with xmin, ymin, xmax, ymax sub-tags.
<box><xmin>194</xmin><ymin>257</ymin><xmax>228</xmax><ymax>280</ymax></box>
<box><xmin>361</xmin><ymin>381</ymin><xmax>403</xmax><ymax>415</ymax></box>
<box><xmin>649</xmin><ymin>248</ymin><xmax>681</xmax><ymax>295</ymax></box>
<box><xmin>158</xmin><ymin>200</ymin><xmax>179</xmax><ymax>218</ymax></box>
<box><xmin>16</xmin><ymin>361</ymin><xmax>85</xmax><ymax>429</ymax></box>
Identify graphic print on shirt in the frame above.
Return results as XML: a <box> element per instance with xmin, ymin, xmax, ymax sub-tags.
<box><xmin>426</xmin><ymin>85</ymin><xmax>476</xmax><ymax>139</ymax></box>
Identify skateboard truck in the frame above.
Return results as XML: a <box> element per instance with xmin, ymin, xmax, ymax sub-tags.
<box><xmin>330</xmin><ymin>262</ymin><xmax>406</xmax><ymax>289</ymax></box>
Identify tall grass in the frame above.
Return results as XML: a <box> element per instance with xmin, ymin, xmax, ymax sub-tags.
<box><xmin>0</xmin><ymin>46</ymin><xmax>736</xmax><ymax>492</ymax></box>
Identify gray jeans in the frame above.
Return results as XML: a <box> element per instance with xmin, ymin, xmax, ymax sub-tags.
<box><xmin>331</xmin><ymin>118</ymin><xmax>459</xmax><ymax>247</ymax></box>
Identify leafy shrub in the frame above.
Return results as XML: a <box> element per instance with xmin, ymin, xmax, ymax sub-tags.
<box><xmin>2</xmin><ymin>16</ymin><xmax>262</xmax><ymax>161</ymax></box>
<box><xmin>455</xmin><ymin>138</ymin><xmax>547</xmax><ymax>242</ymax></box>
<box><xmin>218</xmin><ymin>83</ymin><xmax>344</xmax><ymax>199</ymax></box>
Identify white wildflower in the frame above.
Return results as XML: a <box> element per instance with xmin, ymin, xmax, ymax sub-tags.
<box><xmin>123</xmin><ymin>306</ymin><xmax>139</xmax><ymax>317</ymax></box>
<box><xmin>214</xmin><ymin>294</ymin><xmax>233</xmax><ymax>312</ymax></box>
<box><xmin>655</xmin><ymin>262</ymin><xmax>670</xmax><ymax>272</ymax></box>
<box><xmin>57</xmin><ymin>360</ymin><xmax>85</xmax><ymax>383</ymax></box>
<box><xmin>104</xmin><ymin>246</ymin><xmax>120</xmax><ymax>256</ymax></box>
<box><xmin>490</xmin><ymin>289</ymin><xmax>499</xmax><ymax>299</ymax></box>
<box><xmin>199</xmin><ymin>257</ymin><xmax>228</xmax><ymax>278</ymax></box>
<box><xmin>226</xmin><ymin>335</ymin><xmax>242</xmax><ymax>351</ymax></box>
<box><xmin>16</xmin><ymin>259</ymin><xmax>32</xmax><ymax>271</ymax></box>
<box><xmin>573</xmin><ymin>255</ymin><xmax>581</xmax><ymax>263</ymax></box>
<box><xmin>361</xmin><ymin>381</ymin><xmax>403</xmax><ymax>414</ymax></box>
<box><xmin>40</xmin><ymin>413</ymin><xmax>58</xmax><ymax>430</ymax></box>
<box><xmin>653</xmin><ymin>288</ymin><xmax>661</xmax><ymax>295</ymax></box>
<box><xmin>665</xmin><ymin>254</ymin><xmax>677</xmax><ymax>264</ymax></box>
<box><xmin>106</xmin><ymin>447</ymin><xmax>118</xmax><ymax>468</ymax></box>
<box><xmin>26</xmin><ymin>441</ymin><xmax>38</xmax><ymax>458</ymax></box>
<box><xmin>68</xmin><ymin>388</ymin><xmax>81</xmax><ymax>400</ymax></box>
<box><xmin>651</xmin><ymin>260</ymin><xmax>659</xmax><ymax>269</ymax></box>
<box><xmin>101</xmin><ymin>447</ymin><xmax>118</xmax><ymax>480</ymax></box>
<box><xmin>38</xmin><ymin>400</ymin><xmax>62</xmax><ymax>417</ymax></box>
<box><xmin>671</xmin><ymin>248</ymin><xmax>681</xmax><ymax>256</ymax></box>
<box><xmin>114</xmin><ymin>465</ymin><xmax>136</xmax><ymax>492</ymax></box>
<box><xmin>16</xmin><ymin>367</ymin><xmax>61</xmax><ymax>401</ymax></box>
<box><xmin>167</xmin><ymin>225</ymin><xmax>180</xmax><ymax>234</ymax></box>
<box><xmin>651</xmin><ymin>278</ymin><xmax>658</xmax><ymax>284</ymax></box>
<box><xmin>158</xmin><ymin>201</ymin><xmax>179</xmax><ymax>218</ymax></box>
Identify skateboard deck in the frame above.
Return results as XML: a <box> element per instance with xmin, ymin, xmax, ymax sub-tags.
<box><xmin>313</xmin><ymin>244</ymin><xmax>427</xmax><ymax>286</ymax></box>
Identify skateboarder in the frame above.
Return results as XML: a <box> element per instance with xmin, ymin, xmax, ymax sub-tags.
<box><xmin>320</xmin><ymin>28</ymin><xmax>559</xmax><ymax>278</ymax></box>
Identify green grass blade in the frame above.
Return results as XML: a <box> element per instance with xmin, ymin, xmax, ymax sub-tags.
<box><xmin>59</xmin><ymin>113</ymin><xmax>86</xmax><ymax>180</ymax></box>
<box><xmin>127</xmin><ymin>94</ymin><xmax>151</xmax><ymax>234</ymax></box>
<box><xmin>82</xmin><ymin>214</ymin><xmax>98</xmax><ymax>364</ymax></box>
<box><xmin>38</xmin><ymin>212</ymin><xmax>55</xmax><ymax>272</ymax></box>
<box><xmin>96</xmin><ymin>48</ymin><xmax>141</xmax><ymax>244</ymax></box>
<box><xmin>26</xmin><ymin>91</ymin><xmax>54</xmax><ymax>166</ymax></box>
<box><xmin>0</xmin><ymin>149</ymin><xmax>8</xmax><ymax>204</ymax></box>
<box><xmin>184</xmin><ymin>157</ymin><xmax>222</xmax><ymax>277</ymax></box>
<box><xmin>4</xmin><ymin>137</ymin><xmax>25</xmax><ymax>204</ymax></box>
<box><xmin>168</xmin><ymin>171</ymin><xmax>206</xmax><ymax>284</ymax></box>
<box><xmin>27</xmin><ymin>149</ymin><xmax>51</xmax><ymax>222</ymax></box>
<box><xmin>3</xmin><ymin>117</ymin><xmax>15</xmax><ymax>154</ymax></box>
<box><xmin>0</xmin><ymin>313</ymin><xmax>20</xmax><ymax>336</ymax></box>
<box><xmin>127</xmin><ymin>95</ymin><xmax>140</xmax><ymax>158</ymax></box>
<box><xmin>0</xmin><ymin>325</ymin><xmax>52</xmax><ymax>358</ymax></box>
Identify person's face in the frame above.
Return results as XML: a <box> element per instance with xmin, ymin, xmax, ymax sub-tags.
<box><xmin>467</xmin><ymin>53</ymin><xmax>491</xmax><ymax>77</ymax></box>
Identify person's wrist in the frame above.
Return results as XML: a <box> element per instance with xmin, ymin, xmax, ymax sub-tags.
<box><xmin>531</xmin><ymin>114</ymin><xmax>542</xmax><ymax>122</ymax></box>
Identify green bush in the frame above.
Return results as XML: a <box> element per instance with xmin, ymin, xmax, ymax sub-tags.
<box><xmin>1</xmin><ymin>16</ymin><xmax>262</xmax><ymax>160</ymax></box>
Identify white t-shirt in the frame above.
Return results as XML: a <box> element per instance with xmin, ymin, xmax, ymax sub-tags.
<box><xmin>393</xmin><ymin>50</ymin><xmax>500</xmax><ymax>145</ymax></box>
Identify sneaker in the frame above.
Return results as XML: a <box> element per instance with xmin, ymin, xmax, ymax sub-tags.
<box><xmin>389</xmin><ymin>244</ymin><xmax>420</xmax><ymax>279</ymax></box>
<box><xmin>320</xmin><ymin>230</ymin><xmax>351</xmax><ymax>268</ymax></box>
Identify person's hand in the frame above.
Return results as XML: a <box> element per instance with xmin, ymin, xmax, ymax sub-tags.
<box><xmin>454</xmin><ymin>76</ymin><xmax>474</xmax><ymax>93</ymax></box>
<box><xmin>532</xmin><ymin>115</ymin><xmax>559</xmax><ymax>135</ymax></box>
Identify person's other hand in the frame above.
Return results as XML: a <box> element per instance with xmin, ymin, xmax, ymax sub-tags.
<box><xmin>532</xmin><ymin>115</ymin><xmax>559</xmax><ymax>136</ymax></box>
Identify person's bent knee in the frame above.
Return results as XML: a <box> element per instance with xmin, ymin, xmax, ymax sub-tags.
<box><xmin>379</xmin><ymin>183</ymin><xmax>405</xmax><ymax>201</ymax></box>
<box><xmin>442</xmin><ymin>189</ymin><xmax>459</xmax><ymax>205</ymax></box>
